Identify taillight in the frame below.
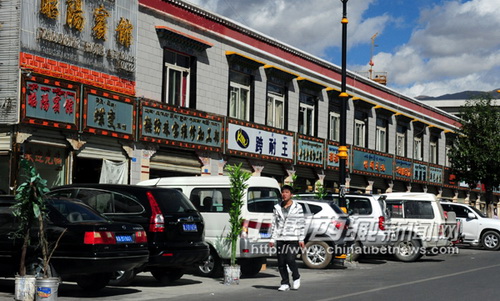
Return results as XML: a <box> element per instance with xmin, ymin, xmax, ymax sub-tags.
<box><xmin>84</xmin><ymin>231</ymin><xmax>116</xmax><ymax>245</ymax></box>
<box><xmin>147</xmin><ymin>191</ymin><xmax>164</xmax><ymax>232</ymax></box>
<box><xmin>378</xmin><ymin>216</ymin><xmax>386</xmax><ymax>231</ymax></box>
<box><xmin>240</xmin><ymin>220</ymin><xmax>249</xmax><ymax>238</ymax></box>
<box><xmin>135</xmin><ymin>230</ymin><xmax>148</xmax><ymax>243</ymax></box>
<box><xmin>332</xmin><ymin>220</ymin><xmax>345</xmax><ymax>230</ymax></box>
<box><xmin>438</xmin><ymin>224</ymin><xmax>444</xmax><ymax>236</ymax></box>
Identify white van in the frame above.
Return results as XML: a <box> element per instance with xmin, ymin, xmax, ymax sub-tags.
<box><xmin>138</xmin><ymin>176</ymin><xmax>281</xmax><ymax>277</ymax></box>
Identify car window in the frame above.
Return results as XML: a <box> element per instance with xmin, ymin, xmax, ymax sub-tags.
<box><xmin>190</xmin><ymin>188</ymin><xmax>231</xmax><ymax>212</ymax></box>
<box><xmin>404</xmin><ymin>201</ymin><xmax>434</xmax><ymax>219</ymax></box>
<box><xmin>247</xmin><ymin>187</ymin><xmax>280</xmax><ymax>213</ymax></box>
<box><xmin>308</xmin><ymin>204</ymin><xmax>323</xmax><ymax>215</ymax></box>
<box><xmin>387</xmin><ymin>201</ymin><xmax>404</xmax><ymax>218</ymax></box>
<box><xmin>442</xmin><ymin>204</ymin><xmax>468</xmax><ymax>218</ymax></box>
<box><xmin>346</xmin><ymin>197</ymin><xmax>373</xmax><ymax>215</ymax></box>
<box><xmin>74</xmin><ymin>189</ymin><xmax>115</xmax><ymax>213</ymax></box>
<box><xmin>152</xmin><ymin>189</ymin><xmax>196</xmax><ymax>213</ymax></box>
<box><xmin>48</xmin><ymin>199</ymin><xmax>108</xmax><ymax>223</ymax></box>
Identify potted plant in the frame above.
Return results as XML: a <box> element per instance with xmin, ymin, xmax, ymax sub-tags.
<box><xmin>223</xmin><ymin>163</ymin><xmax>251</xmax><ymax>285</ymax></box>
<box><xmin>11</xmin><ymin>158</ymin><xmax>61</xmax><ymax>300</ymax></box>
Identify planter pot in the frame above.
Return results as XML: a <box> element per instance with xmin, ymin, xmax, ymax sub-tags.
<box><xmin>223</xmin><ymin>265</ymin><xmax>240</xmax><ymax>285</ymax></box>
<box><xmin>15</xmin><ymin>275</ymin><xmax>36</xmax><ymax>301</ymax></box>
<box><xmin>35</xmin><ymin>277</ymin><xmax>60</xmax><ymax>301</ymax></box>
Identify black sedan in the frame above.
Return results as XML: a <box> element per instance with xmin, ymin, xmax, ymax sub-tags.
<box><xmin>0</xmin><ymin>196</ymin><xmax>149</xmax><ymax>291</ymax></box>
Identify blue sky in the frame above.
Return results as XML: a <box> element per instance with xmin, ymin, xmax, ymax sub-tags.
<box><xmin>186</xmin><ymin>0</ymin><xmax>500</xmax><ymax>97</ymax></box>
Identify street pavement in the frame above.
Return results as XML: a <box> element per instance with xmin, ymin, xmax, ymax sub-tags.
<box><xmin>1</xmin><ymin>245</ymin><xmax>499</xmax><ymax>301</ymax></box>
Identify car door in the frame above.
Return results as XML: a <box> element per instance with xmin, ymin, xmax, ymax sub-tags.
<box><xmin>451</xmin><ymin>204</ymin><xmax>480</xmax><ymax>243</ymax></box>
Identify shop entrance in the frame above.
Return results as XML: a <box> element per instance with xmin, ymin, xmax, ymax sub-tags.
<box><xmin>73</xmin><ymin>157</ymin><xmax>101</xmax><ymax>183</ymax></box>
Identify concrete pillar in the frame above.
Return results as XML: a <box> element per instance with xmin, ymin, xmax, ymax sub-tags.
<box><xmin>130</xmin><ymin>148</ymin><xmax>156</xmax><ymax>184</ymax></box>
<box><xmin>365</xmin><ymin>180</ymin><xmax>374</xmax><ymax>194</ymax></box>
<box><xmin>252</xmin><ymin>165</ymin><xmax>264</xmax><ymax>177</ymax></box>
<box><xmin>406</xmin><ymin>184</ymin><xmax>412</xmax><ymax>192</ymax></box>
<box><xmin>386</xmin><ymin>181</ymin><xmax>394</xmax><ymax>193</ymax></box>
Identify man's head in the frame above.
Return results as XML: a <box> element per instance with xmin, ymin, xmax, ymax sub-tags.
<box><xmin>281</xmin><ymin>185</ymin><xmax>294</xmax><ymax>202</ymax></box>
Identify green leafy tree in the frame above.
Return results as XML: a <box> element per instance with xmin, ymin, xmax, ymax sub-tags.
<box><xmin>315</xmin><ymin>182</ymin><xmax>327</xmax><ymax>200</ymax></box>
<box><xmin>226</xmin><ymin>163</ymin><xmax>251</xmax><ymax>266</ymax></box>
<box><xmin>448</xmin><ymin>94</ymin><xmax>500</xmax><ymax>212</ymax></box>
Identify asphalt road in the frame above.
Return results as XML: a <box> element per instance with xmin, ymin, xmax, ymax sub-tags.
<box><xmin>1</xmin><ymin>245</ymin><xmax>498</xmax><ymax>301</ymax></box>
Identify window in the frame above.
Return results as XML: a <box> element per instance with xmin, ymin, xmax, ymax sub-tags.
<box><xmin>396</xmin><ymin>125</ymin><xmax>407</xmax><ymax>157</ymax></box>
<box><xmin>247</xmin><ymin>187</ymin><xmax>281</xmax><ymax>213</ymax></box>
<box><xmin>229</xmin><ymin>71</ymin><xmax>251</xmax><ymax>121</ymax></box>
<box><xmin>164</xmin><ymin>50</ymin><xmax>190</xmax><ymax>107</ymax></box>
<box><xmin>299</xmin><ymin>92</ymin><xmax>316</xmax><ymax>136</ymax></box>
<box><xmin>429</xmin><ymin>136</ymin><xmax>438</xmax><ymax>164</ymax></box>
<box><xmin>266</xmin><ymin>84</ymin><xmax>285</xmax><ymax>129</ymax></box>
<box><xmin>445</xmin><ymin>143</ymin><xmax>451</xmax><ymax>167</ymax></box>
<box><xmin>190</xmin><ymin>188</ymin><xmax>231</xmax><ymax>212</ymax></box>
<box><xmin>404</xmin><ymin>201</ymin><xmax>434</xmax><ymax>219</ymax></box>
<box><xmin>354</xmin><ymin>111</ymin><xmax>367</xmax><ymax>148</ymax></box>
<box><xmin>375</xmin><ymin>118</ymin><xmax>387</xmax><ymax>152</ymax></box>
<box><xmin>413</xmin><ymin>136</ymin><xmax>422</xmax><ymax>161</ymax></box>
<box><xmin>329</xmin><ymin>111</ymin><xmax>340</xmax><ymax>141</ymax></box>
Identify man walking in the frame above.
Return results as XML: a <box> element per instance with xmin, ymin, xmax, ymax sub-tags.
<box><xmin>269</xmin><ymin>185</ymin><xmax>305</xmax><ymax>291</ymax></box>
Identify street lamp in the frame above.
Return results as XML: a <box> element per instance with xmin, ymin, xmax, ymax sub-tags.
<box><xmin>338</xmin><ymin>0</ymin><xmax>350</xmax><ymax>210</ymax></box>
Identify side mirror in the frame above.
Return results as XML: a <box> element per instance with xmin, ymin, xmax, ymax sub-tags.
<box><xmin>467</xmin><ymin>212</ymin><xmax>476</xmax><ymax>219</ymax></box>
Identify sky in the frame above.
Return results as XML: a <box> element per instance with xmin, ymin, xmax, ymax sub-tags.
<box><xmin>185</xmin><ymin>0</ymin><xmax>500</xmax><ymax>98</ymax></box>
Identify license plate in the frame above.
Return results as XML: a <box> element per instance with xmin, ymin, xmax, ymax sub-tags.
<box><xmin>183</xmin><ymin>224</ymin><xmax>198</xmax><ymax>232</ymax></box>
<box><xmin>260</xmin><ymin>232</ymin><xmax>271</xmax><ymax>239</ymax></box>
<box><xmin>116</xmin><ymin>235</ymin><xmax>133</xmax><ymax>243</ymax></box>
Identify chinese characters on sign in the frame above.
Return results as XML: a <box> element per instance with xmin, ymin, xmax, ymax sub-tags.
<box><xmin>24</xmin><ymin>145</ymin><xmax>64</xmax><ymax>166</ymax></box>
<box><xmin>395</xmin><ymin>159</ymin><xmax>412</xmax><ymax>179</ymax></box>
<box><xmin>85</xmin><ymin>91</ymin><xmax>134</xmax><ymax>135</ymax></box>
<box><xmin>413</xmin><ymin>163</ymin><xmax>428</xmax><ymax>182</ymax></box>
<box><xmin>66</xmin><ymin>0</ymin><xmax>85</xmax><ymax>32</ymax></box>
<box><xmin>116</xmin><ymin>17</ymin><xmax>133</xmax><ymax>47</ymax></box>
<box><xmin>429</xmin><ymin>166</ymin><xmax>443</xmax><ymax>184</ymax></box>
<box><xmin>40</xmin><ymin>0</ymin><xmax>59</xmax><ymax>19</ymax></box>
<box><xmin>227</xmin><ymin>123</ymin><xmax>293</xmax><ymax>160</ymax></box>
<box><xmin>24</xmin><ymin>80</ymin><xmax>77</xmax><ymax>125</ymax></box>
<box><xmin>327</xmin><ymin>144</ymin><xmax>350</xmax><ymax>168</ymax></box>
<box><xmin>352</xmin><ymin>149</ymin><xmax>393</xmax><ymax>178</ymax></box>
<box><xmin>297</xmin><ymin>138</ymin><xmax>324</xmax><ymax>166</ymax></box>
<box><xmin>141</xmin><ymin>106</ymin><xmax>222</xmax><ymax>149</ymax></box>
<box><xmin>92</xmin><ymin>5</ymin><xmax>110</xmax><ymax>40</ymax></box>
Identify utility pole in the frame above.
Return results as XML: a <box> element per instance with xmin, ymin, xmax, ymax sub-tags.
<box><xmin>338</xmin><ymin>0</ymin><xmax>350</xmax><ymax>210</ymax></box>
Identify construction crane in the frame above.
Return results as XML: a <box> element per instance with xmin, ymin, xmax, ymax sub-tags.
<box><xmin>367</xmin><ymin>32</ymin><xmax>387</xmax><ymax>85</ymax></box>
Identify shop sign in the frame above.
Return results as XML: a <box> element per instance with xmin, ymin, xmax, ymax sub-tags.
<box><xmin>413</xmin><ymin>163</ymin><xmax>428</xmax><ymax>182</ymax></box>
<box><xmin>444</xmin><ymin>167</ymin><xmax>458</xmax><ymax>188</ymax></box>
<box><xmin>352</xmin><ymin>148</ymin><xmax>393</xmax><ymax>178</ymax></box>
<box><xmin>22</xmin><ymin>76</ymin><xmax>79</xmax><ymax>130</ymax></box>
<box><xmin>429</xmin><ymin>166</ymin><xmax>443</xmax><ymax>184</ymax></box>
<box><xmin>21</xmin><ymin>0</ymin><xmax>137</xmax><ymax>75</ymax></box>
<box><xmin>227</xmin><ymin>122</ymin><xmax>293</xmax><ymax>162</ymax></box>
<box><xmin>23</xmin><ymin>144</ymin><xmax>64</xmax><ymax>166</ymax></box>
<box><xmin>83</xmin><ymin>88</ymin><xmax>134</xmax><ymax>139</ymax></box>
<box><xmin>395</xmin><ymin>158</ymin><xmax>412</xmax><ymax>180</ymax></box>
<box><xmin>140</xmin><ymin>102</ymin><xmax>223</xmax><ymax>151</ymax></box>
<box><xmin>297</xmin><ymin>137</ymin><xmax>324</xmax><ymax>167</ymax></box>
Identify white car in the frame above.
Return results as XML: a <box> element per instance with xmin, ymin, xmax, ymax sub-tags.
<box><xmin>382</xmin><ymin>193</ymin><xmax>452</xmax><ymax>262</ymax></box>
<box><xmin>441</xmin><ymin>202</ymin><xmax>500</xmax><ymax>250</ymax></box>
<box><xmin>295</xmin><ymin>199</ymin><xmax>351</xmax><ymax>269</ymax></box>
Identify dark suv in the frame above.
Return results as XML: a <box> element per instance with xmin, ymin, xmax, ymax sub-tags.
<box><xmin>48</xmin><ymin>184</ymin><xmax>209</xmax><ymax>285</ymax></box>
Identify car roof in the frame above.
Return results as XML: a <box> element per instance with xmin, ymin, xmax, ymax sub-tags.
<box><xmin>51</xmin><ymin>184</ymin><xmax>180</xmax><ymax>192</ymax></box>
<box><xmin>382</xmin><ymin>192</ymin><xmax>438</xmax><ymax>201</ymax></box>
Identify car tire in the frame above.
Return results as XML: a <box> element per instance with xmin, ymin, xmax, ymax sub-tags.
<box><xmin>349</xmin><ymin>241</ymin><xmax>363</xmax><ymax>262</ymax></box>
<box><xmin>109</xmin><ymin>270</ymin><xmax>136</xmax><ymax>286</ymax></box>
<box><xmin>76</xmin><ymin>273</ymin><xmax>111</xmax><ymax>291</ymax></box>
<box><xmin>302</xmin><ymin>241</ymin><xmax>332</xmax><ymax>269</ymax></box>
<box><xmin>196</xmin><ymin>248</ymin><xmax>223</xmax><ymax>277</ymax></box>
<box><xmin>240</xmin><ymin>258</ymin><xmax>265</xmax><ymax>277</ymax></box>
<box><xmin>481</xmin><ymin>231</ymin><xmax>500</xmax><ymax>251</ymax></box>
<box><xmin>150</xmin><ymin>268</ymin><xmax>184</xmax><ymax>284</ymax></box>
<box><xmin>393</xmin><ymin>234</ymin><xmax>422</xmax><ymax>262</ymax></box>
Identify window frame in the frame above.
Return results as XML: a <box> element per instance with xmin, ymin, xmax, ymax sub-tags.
<box><xmin>229</xmin><ymin>80</ymin><xmax>251</xmax><ymax>121</ymax></box>
<box><xmin>354</xmin><ymin>119</ymin><xmax>366</xmax><ymax>147</ymax></box>
<box><xmin>329</xmin><ymin>111</ymin><xmax>340</xmax><ymax>141</ymax></box>
<box><xmin>163</xmin><ymin>50</ymin><xmax>191</xmax><ymax>108</ymax></box>
<box><xmin>266</xmin><ymin>85</ymin><xmax>285</xmax><ymax>129</ymax></box>
<box><xmin>413</xmin><ymin>136</ymin><xmax>423</xmax><ymax>161</ymax></box>
<box><xmin>299</xmin><ymin>101</ymin><xmax>315</xmax><ymax>136</ymax></box>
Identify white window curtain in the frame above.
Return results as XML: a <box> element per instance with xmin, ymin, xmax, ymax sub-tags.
<box><xmin>99</xmin><ymin>159</ymin><xmax>128</xmax><ymax>184</ymax></box>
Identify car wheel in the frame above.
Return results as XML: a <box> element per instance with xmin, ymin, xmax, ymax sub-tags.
<box><xmin>240</xmin><ymin>258</ymin><xmax>265</xmax><ymax>277</ymax></box>
<box><xmin>196</xmin><ymin>248</ymin><xmax>222</xmax><ymax>277</ymax></box>
<box><xmin>481</xmin><ymin>231</ymin><xmax>500</xmax><ymax>251</ymax></box>
<box><xmin>349</xmin><ymin>241</ymin><xmax>362</xmax><ymax>262</ymax></box>
<box><xmin>150</xmin><ymin>268</ymin><xmax>184</xmax><ymax>284</ymax></box>
<box><xmin>109</xmin><ymin>270</ymin><xmax>136</xmax><ymax>286</ymax></box>
<box><xmin>393</xmin><ymin>235</ymin><xmax>422</xmax><ymax>262</ymax></box>
<box><xmin>302</xmin><ymin>241</ymin><xmax>332</xmax><ymax>269</ymax></box>
<box><xmin>76</xmin><ymin>273</ymin><xmax>111</xmax><ymax>291</ymax></box>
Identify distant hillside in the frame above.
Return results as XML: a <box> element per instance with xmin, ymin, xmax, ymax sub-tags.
<box><xmin>416</xmin><ymin>90</ymin><xmax>500</xmax><ymax>100</ymax></box>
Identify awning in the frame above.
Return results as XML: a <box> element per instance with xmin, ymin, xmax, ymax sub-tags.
<box><xmin>156</xmin><ymin>25</ymin><xmax>213</xmax><ymax>51</ymax></box>
<box><xmin>226</xmin><ymin>51</ymin><xmax>265</xmax><ymax>70</ymax></box>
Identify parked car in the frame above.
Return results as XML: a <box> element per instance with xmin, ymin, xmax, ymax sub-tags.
<box><xmin>295</xmin><ymin>193</ymin><xmax>392</xmax><ymax>261</ymax></box>
<box><xmin>47</xmin><ymin>184</ymin><xmax>209</xmax><ymax>285</ymax></box>
<box><xmin>294</xmin><ymin>199</ymin><xmax>351</xmax><ymax>269</ymax></box>
<box><xmin>441</xmin><ymin>201</ymin><xmax>500</xmax><ymax>250</ymax></box>
<box><xmin>0</xmin><ymin>196</ymin><xmax>149</xmax><ymax>291</ymax></box>
<box><xmin>382</xmin><ymin>193</ymin><xmax>454</xmax><ymax>262</ymax></box>
<box><xmin>137</xmin><ymin>176</ymin><xmax>281</xmax><ymax>278</ymax></box>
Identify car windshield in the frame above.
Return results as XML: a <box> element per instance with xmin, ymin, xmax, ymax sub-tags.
<box><xmin>48</xmin><ymin>199</ymin><xmax>108</xmax><ymax>223</ymax></box>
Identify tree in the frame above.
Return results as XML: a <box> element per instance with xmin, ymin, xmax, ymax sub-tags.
<box><xmin>448</xmin><ymin>94</ymin><xmax>500</xmax><ymax>215</ymax></box>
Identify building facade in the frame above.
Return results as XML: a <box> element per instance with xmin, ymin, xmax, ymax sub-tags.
<box><xmin>0</xmin><ymin>0</ymin><xmax>497</xmax><ymax>206</ymax></box>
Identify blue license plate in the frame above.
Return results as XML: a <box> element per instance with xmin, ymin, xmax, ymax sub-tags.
<box><xmin>116</xmin><ymin>235</ymin><xmax>133</xmax><ymax>243</ymax></box>
<box><xmin>183</xmin><ymin>224</ymin><xmax>198</xmax><ymax>232</ymax></box>
<box><xmin>260</xmin><ymin>232</ymin><xmax>271</xmax><ymax>238</ymax></box>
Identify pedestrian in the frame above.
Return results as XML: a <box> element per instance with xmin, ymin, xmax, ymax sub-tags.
<box><xmin>269</xmin><ymin>184</ymin><xmax>306</xmax><ymax>291</ymax></box>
